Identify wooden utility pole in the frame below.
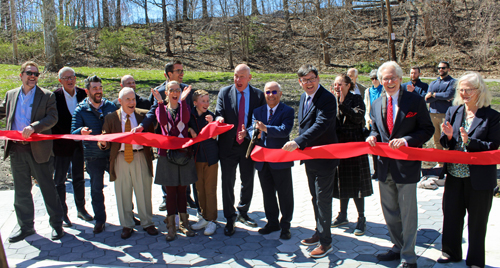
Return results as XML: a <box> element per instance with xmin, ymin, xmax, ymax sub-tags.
<box><xmin>385</xmin><ymin>0</ymin><xmax>396</xmax><ymax>61</ymax></box>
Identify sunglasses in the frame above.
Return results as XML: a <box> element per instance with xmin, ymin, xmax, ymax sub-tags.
<box><xmin>265</xmin><ymin>90</ymin><xmax>279</xmax><ymax>95</ymax></box>
<box><xmin>437</xmin><ymin>67</ymin><xmax>448</xmax><ymax>70</ymax></box>
<box><xmin>371</xmin><ymin>78</ymin><xmax>378</xmax><ymax>80</ymax></box>
<box><xmin>24</xmin><ymin>71</ymin><xmax>40</xmax><ymax>77</ymax></box>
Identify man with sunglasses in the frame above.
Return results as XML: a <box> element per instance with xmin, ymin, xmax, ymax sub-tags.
<box><xmin>0</xmin><ymin>61</ymin><xmax>65</xmax><ymax>242</ymax></box>
<box><xmin>425</xmin><ymin>61</ymin><xmax>456</xmax><ymax>168</ymax></box>
<box><xmin>402</xmin><ymin>66</ymin><xmax>428</xmax><ymax>98</ymax></box>
<box><xmin>71</xmin><ymin>75</ymin><xmax>117</xmax><ymax>234</ymax></box>
<box><xmin>52</xmin><ymin>67</ymin><xmax>92</xmax><ymax>227</ymax></box>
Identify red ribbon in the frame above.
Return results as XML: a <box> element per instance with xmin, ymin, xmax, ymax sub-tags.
<box><xmin>0</xmin><ymin>122</ymin><xmax>233</xmax><ymax>150</ymax></box>
<box><xmin>250</xmin><ymin>142</ymin><xmax>500</xmax><ymax>166</ymax></box>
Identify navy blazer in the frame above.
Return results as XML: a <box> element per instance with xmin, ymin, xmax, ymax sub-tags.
<box><xmin>215</xmin><ymin>84</ymin><xmax>265</xmax><ymax>158</ymax></box>
<box><xmin>440</xmin><ymin>105</ymin><xmax>500</xmax><ymax>190</ymax></box>
<box><xmin>248</xmin><ymin>102</ymin><xmax>295</xmax><ymax>171</ymax></box>
<box><xmin>369</xmin><ymin>88</ymin><xmax>434</xmax><ymax>184</ymax></box>
<box><xmin>294</xmin><ymin>85</ymin><xmax>339</xmax><ymax>170</ymax></box>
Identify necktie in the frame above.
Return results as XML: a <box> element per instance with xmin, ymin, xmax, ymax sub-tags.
<box><xmin>236</xmin><ymin>92</ymin><xmax>245</xmax><ymax>144</ymax></box>
<box><xmin>268</xmin><ymin>109</ymin><xmax>273</xmax><ymax>122</ymax></box>
<box><xmin>387</xmin><ymin>96</ymin><xmax>394</xmax><ymax>135</ymax></box>
<box><xmin>303</xmin><ymin>96</ymin><xmax>311</xmax><ymax>117</ymax></box>
<box><xmin>124</xmin><ymin>114</ymin><xmax>134</xmax><ymax>163</ymax></box>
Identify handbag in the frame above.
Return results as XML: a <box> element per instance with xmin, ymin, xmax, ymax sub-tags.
<box><xmin>166</xmin><ymin>147</ymin><xmax>192</xmax><ymax>166</ymax></box>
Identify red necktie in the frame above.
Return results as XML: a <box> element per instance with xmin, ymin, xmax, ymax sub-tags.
<box><xmin>387</xmin><ymin>96</ymin><xmax>394</xmax><ymax>135</ymax></box>
<box><xmin>236</xmin><ymin>92</ymin><xmax>245</xmax><ymax>144</ymax></box>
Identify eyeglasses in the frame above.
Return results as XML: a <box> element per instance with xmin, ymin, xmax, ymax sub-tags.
<box><xmin>459</xmin><ymin>88</ymin><xmax>477</xmax><ymax>94</ymax></box>
<box><xmin>169</xmin><ymin>89</ymin><xmax>181</xmax><ymax>93</ymax></box>
<box><xmin>265</xmin><ymin>90</ymin><xmax>279</xmax><ymax>95</ymax></box>
<box><xmin>173</xmin><ymin>69</ymin><xmax>184</xmax><ymax>74</ymax></box>
<box><xmin>300</xmin><ymin>77</ymin><xmax>317</xmax><ymax>84</ymax></box>
<box><xmin>371</xmin><ymin>78</ymin><xmax>378</xmax><ymax>80</ymax></box>
<box><xmin>437</xmin><ymin>67</ymin><xmax>448</xmax><ymax>70</ymax></box>
<box><xmin>61</xmin><ymin>75</ymin><xmax>76</xmax><ymax>81</ymax></box>
<box><xmin>24</xmin><ymin>71</ymin><xmax>40</xmax><ymax>77</ymax></box>
<box><xmin>382</xmin><ymin>77</ymin><xmax>399</xmax><ymax>82</ymax></box>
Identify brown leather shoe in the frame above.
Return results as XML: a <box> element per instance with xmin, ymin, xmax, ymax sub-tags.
<box><xmin>301</xmin><ymin>233</ymin><xmax>320</xmax><ymax>246</ymax></box>
<box><xmin>121</xmin><ymin>227</ymin><xmax>134</xmax><ymax>239</ymax></box>
<box><xmin>143</xmin><ymin>225</ymin><xmax>158</xmax><ymax>236</ymax></box>
<box><xmin>93</xmin><ymin>222</ymin><xmax>105</xmax><ymax>234</ymax></box>
<box><xmin>310</xmin><ymin>244</ymin><xmax>333</xmax><ymax>258</ymax></box>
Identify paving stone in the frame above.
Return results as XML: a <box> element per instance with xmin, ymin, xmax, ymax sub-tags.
<box><xmin>183</xmin><ymin>242</ymin><xmax>205</xmax><ymax>253</ymax></box>
<box><xmin>219</xmin><ymin>245</ymin><xmax>242</xmax><ymax>255</ymax></box>
<box><xmin>93</xmin><ymin>255</ymin><xmax>118</xmax><ymax>265</ymax></box>
<box><xmin>82</xmin><ymin>249</ymin><xmax>105</xmax><ymax>258</ymax></box>
<box><xmin>259</xmin><ymin>239</ymin><xmax>282</xmax><ymax>248</ymax></box>
<box><xmin>243</xmin><ymin>235</ymin><xmax>265</xmax><ymax>243</ymax></box>
<box><xmin>204</xmin><ymin>240</ymin><xmax>225</xmax><ymax>249</ymax></box>
<box><xmin>190</xmin><ymin>257</ymin><xmax>216</xmax><ymax>266</ymax></box>
<box><xmin>255</xmin><ymin>246</ymin><xmax>279</xmax><ymax>256</ymax></box>
<box><xmin>223</xmin><ymin>237</ymin><xmax>245</xmax><ymax>246</ymax></box>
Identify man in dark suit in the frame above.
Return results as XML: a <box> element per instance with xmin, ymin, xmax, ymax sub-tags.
<box><xmin>98</xmin><ymin>87</ymin><xmax>158</xmax><ymax>239</ymax></box>
<box><xmin>215</xmin><ymin>64</ymin><xmax>266</xmax><ymax>236</ymax></box>
<box><xmin>0</xmin><ymin>61</ymin><xmax>65</xmax><ymax>242</ymax></box>
<box><xmin>366</xmin><ymin>61</ymin><xmax>434</xmax><ymax>268</ymax></box>
<box><xmin>52</xmin><ymin>67</ymin><xmax>92</xmax><ymax>227</ymax></box>
<box><xmin>112</xmin><ymin>75</ymin><xmax>151</xmax><ymax>110</ymax></box>
<box><xmin>244</xmin><ymin>81</ymin><xmax>294</xmax><ymax>240</ymax></box>
<box><xmin>282</xmin><ymin>64</ymin><xmax>338</xmax><ymax>258</ymax></box>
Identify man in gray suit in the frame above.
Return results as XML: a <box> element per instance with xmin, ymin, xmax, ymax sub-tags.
<box><xmin>0</xmin><ymin>61</ymin><xmax>64</xmax><ymax>242</ymax></box>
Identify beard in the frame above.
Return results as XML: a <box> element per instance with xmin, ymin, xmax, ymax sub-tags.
<box><xmin>90</xmin><ymin>93</ymin><xmax>102</xmax><ymax>103</ymax></box>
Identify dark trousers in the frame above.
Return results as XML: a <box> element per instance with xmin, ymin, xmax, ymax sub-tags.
<box><xmin>442</xmin><ymin>174</ymin><xmax>493</xmax><ymax>268</ymax></box>
<box><xmin>85</xmin><ymin>157</ymin><xmax>109</xmax><ymax>224</ymax></box>
<box><xmin>220</xmin><ymin>140</ymin><xmax>255</xmax><ymax>219</ymax></box>
<box><xmin>258</xmin><ymin>163</ymin><xmax>294</xmax><ymax>230</ymax></box>
<box><xmin>10</xmin><ymin>143</ymin><xmax>63</xmax><ymax>230</ymax></box>
<box><xmin>165</xmin><ymin>186</ymin><xmax>188</xmax><ymax>216</ymax></box>
<box><xmin>54</xmin><ymin>147</ymin><xmax>86</xmax><ymax>215</ymax></box>
<box><xmin>305</xmin><ymin>162</ymin><xmax>336</xmax><ymax>246</ymax></box>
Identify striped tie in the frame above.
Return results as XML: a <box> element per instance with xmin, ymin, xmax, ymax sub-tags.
<box><xmin>124</xmin><ymin>114</ymin><xmax>133</xmax><ymax>163</ymax></box>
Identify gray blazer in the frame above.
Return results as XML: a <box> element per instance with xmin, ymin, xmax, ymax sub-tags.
<box><xmin>0</xmin><ymin>86</ymin><xmax>58</xmax><ymax>163</ymax></box>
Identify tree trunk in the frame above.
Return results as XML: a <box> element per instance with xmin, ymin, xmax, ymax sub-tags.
<box><xmin>380</xmin><ymin>0</ymin><xmax>385</xmax><ymax>27</ymax></box>
<box><xmin>423</xmin><ymin>0</ymin><xmax>433</xmax><ymax>46</ymax></box>
<box><xmin>261</xmin><ymin>0</ymin><xmax>265</xmax><ymax>15</ymax></box>
<box><xmin>64</xmin><ymin>0</ymin><xmax>71</xmax><ymax>26</ymax></box>
<box><xmin>144</xmin><ymin>0</ymin><xmax>149</xmax><ymax>24</ymax></box>
<box><xmin>102</xmin><ymin>0</ymin><xmax>109</xmax><ymax>27</ymax></box>
<box><xmin>1</xmin><ymin>0</ymin><xmax>11</xmax><ymax>32</ymax></box>
<box><xmin>162</xmin><ymin>0</ymin><xmax>173</xmax><ymax>56</ymax></box>
<box><xmin>42</xmin><ymin>0</ymin><xmax>62</xmax><ymax>72</ymax></box>
<box><xmin>116</xmin><ymin>0</ymin><xmax>121</xmax><ymax>27</ymax></box>
<box><xmin>97</xmin><ymin>0</ymin><xmax>101</xmax><ymax>29</ymax></box>
<box><xmin>59</xmin><ymin>0</ymin><xmax>64</xmax><ymax>22</ymax></box>
<box><xmin>283</xmin><ymin>0</ymin><xmax>292</xmax><ymax>37</ymax></box>
<box><xmin>202</xmin><ymin>0</ymin><xmax>208</xmax><ymax>19</ymax></box>
<box><xmin>345</xmin><ymin>0</ymin><xmax>353</xmax><ymax>10</ymax></box>
<box><xmin>82</xmin><ymin>0</ymin><xmax>86</xmax><ymax>29</ymax></box>
<box><xmin>175</xmin><ymin>0</ymin><xmax>179</xmax><ymax>21</ymax></box>
<box><xmin>251</xmin><ymin>0</ymin><xmax>259</xmax><ymax>16</ymax></box>
<box><xmin>183</xmin><ymin>0</ymin><xmax>188</xmax><ymax>20</ymax></box>
<box><xmin>10</xmin><ymin>0</ymin><xmax>17</xmax><ymax>63</ymax></box>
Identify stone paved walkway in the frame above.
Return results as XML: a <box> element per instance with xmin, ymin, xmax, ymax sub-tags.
<box><xmin>1</xmin><ymin>160</ymin><xmax>499</xmax><ymax>268</ymax></box>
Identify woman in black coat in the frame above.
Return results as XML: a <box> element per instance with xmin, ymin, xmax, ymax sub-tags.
<box><xmin>330</xmin><ymin>73</ymin><xmax>373</xmax><ymax>236</ymax></box>
<box><xmin>438</xmin><ymin>72</ymin><xmax>500</xmax><ymax>268</ymax></box>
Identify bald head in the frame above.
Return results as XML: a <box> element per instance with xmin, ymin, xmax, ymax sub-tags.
<box><xmin>120</xmin><ymin>75</ymin><xmax>136</xmax><ymax>90</ymax></box>
<box><xmin>347</xmin><ymin>68</ymin><xmax>358</xmax><ymax>83</ymax></box>
<box><xmin>234</xmin><ymin>64</ymin><xmax>252</xmax><ymax>92</ymax></box>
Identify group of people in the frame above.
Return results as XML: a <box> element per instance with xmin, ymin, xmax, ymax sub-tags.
<box><xmin>0</xmin><ymin>59</ymin><xmax>498</xmax><ymax>268</ymax></box>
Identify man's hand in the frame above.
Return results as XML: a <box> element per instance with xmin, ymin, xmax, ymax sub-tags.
<box><xmin>21</xmin><ymin>125</ymin><xmax>34</xmax><ymax>139</ymax></box>
<box><xmin>237</xmin><ymin>124</ymin><xmax>247</xmax><ymax>140</ymax></box>
<box><xmin>366</xmin><ymin>136</ymin><xmax>377</xmax><ymax>147</ymax></box>
<box><xmin>131</xmin><ymin>125</ymin><xmax>144</xmax><ymax>133</ymax></box>
<box><xmin>282</xmin><ymin>141</ymin><xmax>299</xmax><ymax>152</ymax></box>
<box><xmin>425</xmin><ymin>92</ymin><xmax>433</xmax><ymax>101</ymax></box>
<box><xmin>441</xmin><ymin>121</ymin><xmax>453</xmax><ymax>141</ymax></box>
<box><xmin>406</xmin><ymin>84</ymin><xmax>415</xmax><ymax>92</ymax></box>
<box><xmin>460</xmin><ymin>127</ymin><xmax>469</xmax><ymax>145</ymax></box>
<box><xmin>181</xmin><ymin>85</ymin><xmax>192</xmax><ymax>101</ymax></box>
<box><xmin>216</xmin><ymin>116</ymin><xmax>224</xmax><ymax>123</ymax></box>
<box><xmin>98</xmin><ymin>140</ymin><xmax>107</xmax><ymax>149</ymax></box>
<box><xmin>206</xmin><ymin>114</ymin><xmax>213</xmax><ymax>123</ymax></box>
<box><xmin>81</xmin><ymin>127</ymin><xmax>92</xmax><ymax>135</ymax></box>
<box><xmin>254</xmin><ymin>120</ymin><xmax>267</xmax><ymax>133</ymax></box>
<box><xmin>388</xmin><ymin>138</ymin><xmax>406</xmax><ymax>149</ymax></box>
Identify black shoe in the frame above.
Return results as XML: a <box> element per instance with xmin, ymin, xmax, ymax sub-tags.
<box><xmin>354</xmin><ymin>216</ymin><xmax>366</xmax><ymax>236</ymax></box>
<box><xmin>377</xmin><ymin>250</ymin><xmax>401</xmax><ymax>261</ymax></box>
<box><xmin>437</xmin><ymin>255</ymin><xmax>461</xmax><ymax>263</ymax></box>
<box><xmin>134</xmin><ymin>217</ymin><xmax>141</xmax><ymax>225</ymax></box>
<box><xmin>397</xmin><ymin>262</ymin><xmax>417</xmax><ymax>268</ymax></box>
<box><xmin>77</xmin><ymin>210</ymin><xmax>93</xmax><ymax>221</ymax></box>
<box><xmin>51</xmin><ymin>227</ymin><xmax>65</xmax><ymax>240</ymax></box>
<box><xmin>280</xmin><ymin>229</ymin><xmax>291</xmax><ymax>240</ymax></box>
<box><xmin>258</xmin><ymin>224</ymin><xmax>280</xmax><ymax>234</ymax></box>
<box><xmin>93</xmin><ymin>222</ymin><xmax>105</xmax><ymax>234</ymax></box>
<box><xmin>187</xmin><ymin>199</ymin><xmax>198</xmax><ymax>209</ymax></box>
<box><xmin>159</xmin><ymin>199</ymin><xmax>167</xmax><ymax>211</ymax></box>
<box><xmin>224</xmin><ymin>217</ymin><xmax>236</xmax><ymax>236</ymax></box>
<box><xmin>63</xmin><ymin>215</ymin><xmax>72</xmax><ymax>227</ymax></box>
<box><xmin>8</xmin><ymin>229</ymin><xmax>36</xmax><ymax>243</ymax></box>
<box><xmin>237</xmin><ymin>214</ymin><xmax>257</xmax><ymax>227</ymax></box>
<box><xmin>331</xmin><ymin>212</ymin><xmax>348</xmax><ymax>227</ymax></box>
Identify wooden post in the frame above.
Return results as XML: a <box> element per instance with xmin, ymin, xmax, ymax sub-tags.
<box><xmin>0</xmin><ymin>233</ymin><xmax>9</xmax><ymax>268</ymax></box>
<box><xmin>385</xmin><ymin>0</ymin><xmax>396</xmax><ymax>61</ymax></box>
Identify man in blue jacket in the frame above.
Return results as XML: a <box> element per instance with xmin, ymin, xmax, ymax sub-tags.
<box><xmin>244</xmin><ymin>81</ymin><xmax>295</xmax><ymax>240</ymax></box>
<box><xmin>71</xmin><ymin>75</ymin><xmax>118</xmax><ymax>234</ymax></box>
<box><xmin>402</xmin><ymin>66</ymin><xmax>428</xmax><ymax>98</ymax></box>
<box><xmin>425</xmin><ymin>61</ymin><xmax>456</xmax><ymax>168</ymax></box>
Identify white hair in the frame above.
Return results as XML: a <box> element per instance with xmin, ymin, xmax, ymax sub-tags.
<box><xmin>118</xmin><ymin>87</ymin><xmax>135</xmax><ymax>99</ymax></box>
<box><xmin>264</xmin><ymin>81</ymin><xmax>281</xmax><ymax>91</ymax></box>
<box><xmin>347</xmin><ymin>68</ymin><xmax>358</xmax><ymax>76</ymax></box>
<box><xmin>120</xmin><ymin>74</ymin><xmax>134</xmax><ymax>85</ymax></box>
<box><xmin>234</xmin><ymin>64</ymin><xmax>251</xmax><ymax>75</ymax></box>
<box><xmin>453</xmin><ymin>71</ymin><xmax>492</xmax><ymax>108</ymax></box>
<box><xmin>377</xmin><ymin>61</ymin><xmax>403</xmax><ymax>82</ymax></box>
<box><xmin>58</xmin><ymin>67</ymin><xmax>75</xmax><ymax>79</ymax></box>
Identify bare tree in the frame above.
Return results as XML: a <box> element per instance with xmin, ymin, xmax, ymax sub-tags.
<box><xmin>1</xmin><ymin>0</ymin><xmax>11</xmax><ymax>32</ymax></box>
<box><xmin>42</xmin><ymin>0</ymin><xmax>62</xmax><ymax>72</ymax></box>
<box><xmin>59</xmin><ymin>0</ymin><xmax>64</xmax><ymax>22</ymax></box>
<box><xmin>116</xmin><ymin>0</ymin><xmax>121</xmax><ymax>27</ymax></box>
<box><xmin>422</xmin><ymin>0</ymin><xmax>433</xmax><ymax>46</ymax></box>
<box><xmin>102</xmin><ymin>0</ymin><xmax>110</xmax><ymax>27</ymax></box>
<box><xmin>202</xmin><ymin>0</ymin><xmax>208</xmax><ymax>19</ymax></box>
<box><xmin>251</xmin><ymin>0</ymin><xmax>259</xmax><ymax>15</ymax></box>
<box><xmin>283</xmin><ymin>0</ymin><xmax>292</xmax><ymax>37</ymax></box>
<box><xmin>11</xmin><ymin>0</ymin><xmax>17</xmax><ymax>63</ymax></box>
<box><xmin>183</xmin><ymin>0</ymin><xmax>188</xmax><ymax>20</ymax></box>
<box><xmin>162</xmin><ymin>0</ymin><xmax>173</xmax><ymax>55</ymax></box>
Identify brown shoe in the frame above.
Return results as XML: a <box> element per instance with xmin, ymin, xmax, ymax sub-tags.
<box><xmin>301</xmin><ymin>233</ymin><xmax>320</xmax><ymax>246</ymax></box>
<box><xmin>93</xmin><ymin>222</ymin><xmax>105</xmax><ymax>234</ymax></box>
<box><xmin>143</xmin><ymin>225</ymin><xmax>158</xmax><ymax>236</ymax></box>
<box><xmin>121</xmin><ymin>227</ymin><xmax>133</xmax><ymax>239</ymax></box>
<box><xmin>310</xmin><ymin>244</ymin><xmax>333</xmax><ymax>258</ymax></box>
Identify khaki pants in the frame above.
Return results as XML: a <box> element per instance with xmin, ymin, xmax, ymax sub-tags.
<box><xmin>431</xmin><ymin>113</ymin><xmax>446</xmax><ymax>149</ymax></box>
<box><xmin>195</xmin><ymin>162</ymin><xmax>219</xmax><ymax>221</ymax></box>
<box><xmin>115</xmin><ymin>151</ymin><xmax>153</xmax><ymax>229</ymax></box>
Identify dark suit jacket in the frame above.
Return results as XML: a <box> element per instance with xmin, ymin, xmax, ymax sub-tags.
<box><xmin>101</xmin><ymin>108</ymin><xmax>154</xmax><ymax>181</ymax></box>
<box><xmin>248</xmin><ymin>102</ymin><xmax>295</xmax><ymax>170</ymax></box>
<box><xmin>369</xmin><ymin>88</ymin><xmax>434</xmax><ymax>184</ymax></box>
<box><xmin>112</xmin><ymin>93</ymin><xmax>151</xmax><ymax>110</ymax></box>
<box><xmin>440</xmin><ymin>105</ymin><xmax>500</xmax><ymax>190</ymax></box>
<box><xmin>0</xmin><ymin>86</ymin><xmax>58</xmax><ymax>163</ymax></box>
<box><xmin>215</xmin><ymin>84</ymin><xmax>265</xmax><ymax>158</ymax></box>
<box><xmin>294</xmin><ymin>85</ymin><xmax>339</xmax><ymax>170</ymax></box>
<box><xmin>52</xmin><ymin>86</ymin><xmax>87</xmax><ymax>157</ymax></box>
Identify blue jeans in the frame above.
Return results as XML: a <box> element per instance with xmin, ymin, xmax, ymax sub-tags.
<box><xmin>85</xmin><ymin>157</ymin><xmax>109</xmax><ymax>224</ymax></box>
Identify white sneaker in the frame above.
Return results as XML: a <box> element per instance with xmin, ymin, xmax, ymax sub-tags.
<box><xmin>204</xmin><ymin>221</ymin><xmax>217</xmax><ymax>236</ymax></box>
<box><xmin>192</xmin><ymin>218</ymin><xmax>209</xmax><ymax>230</ymax></box>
